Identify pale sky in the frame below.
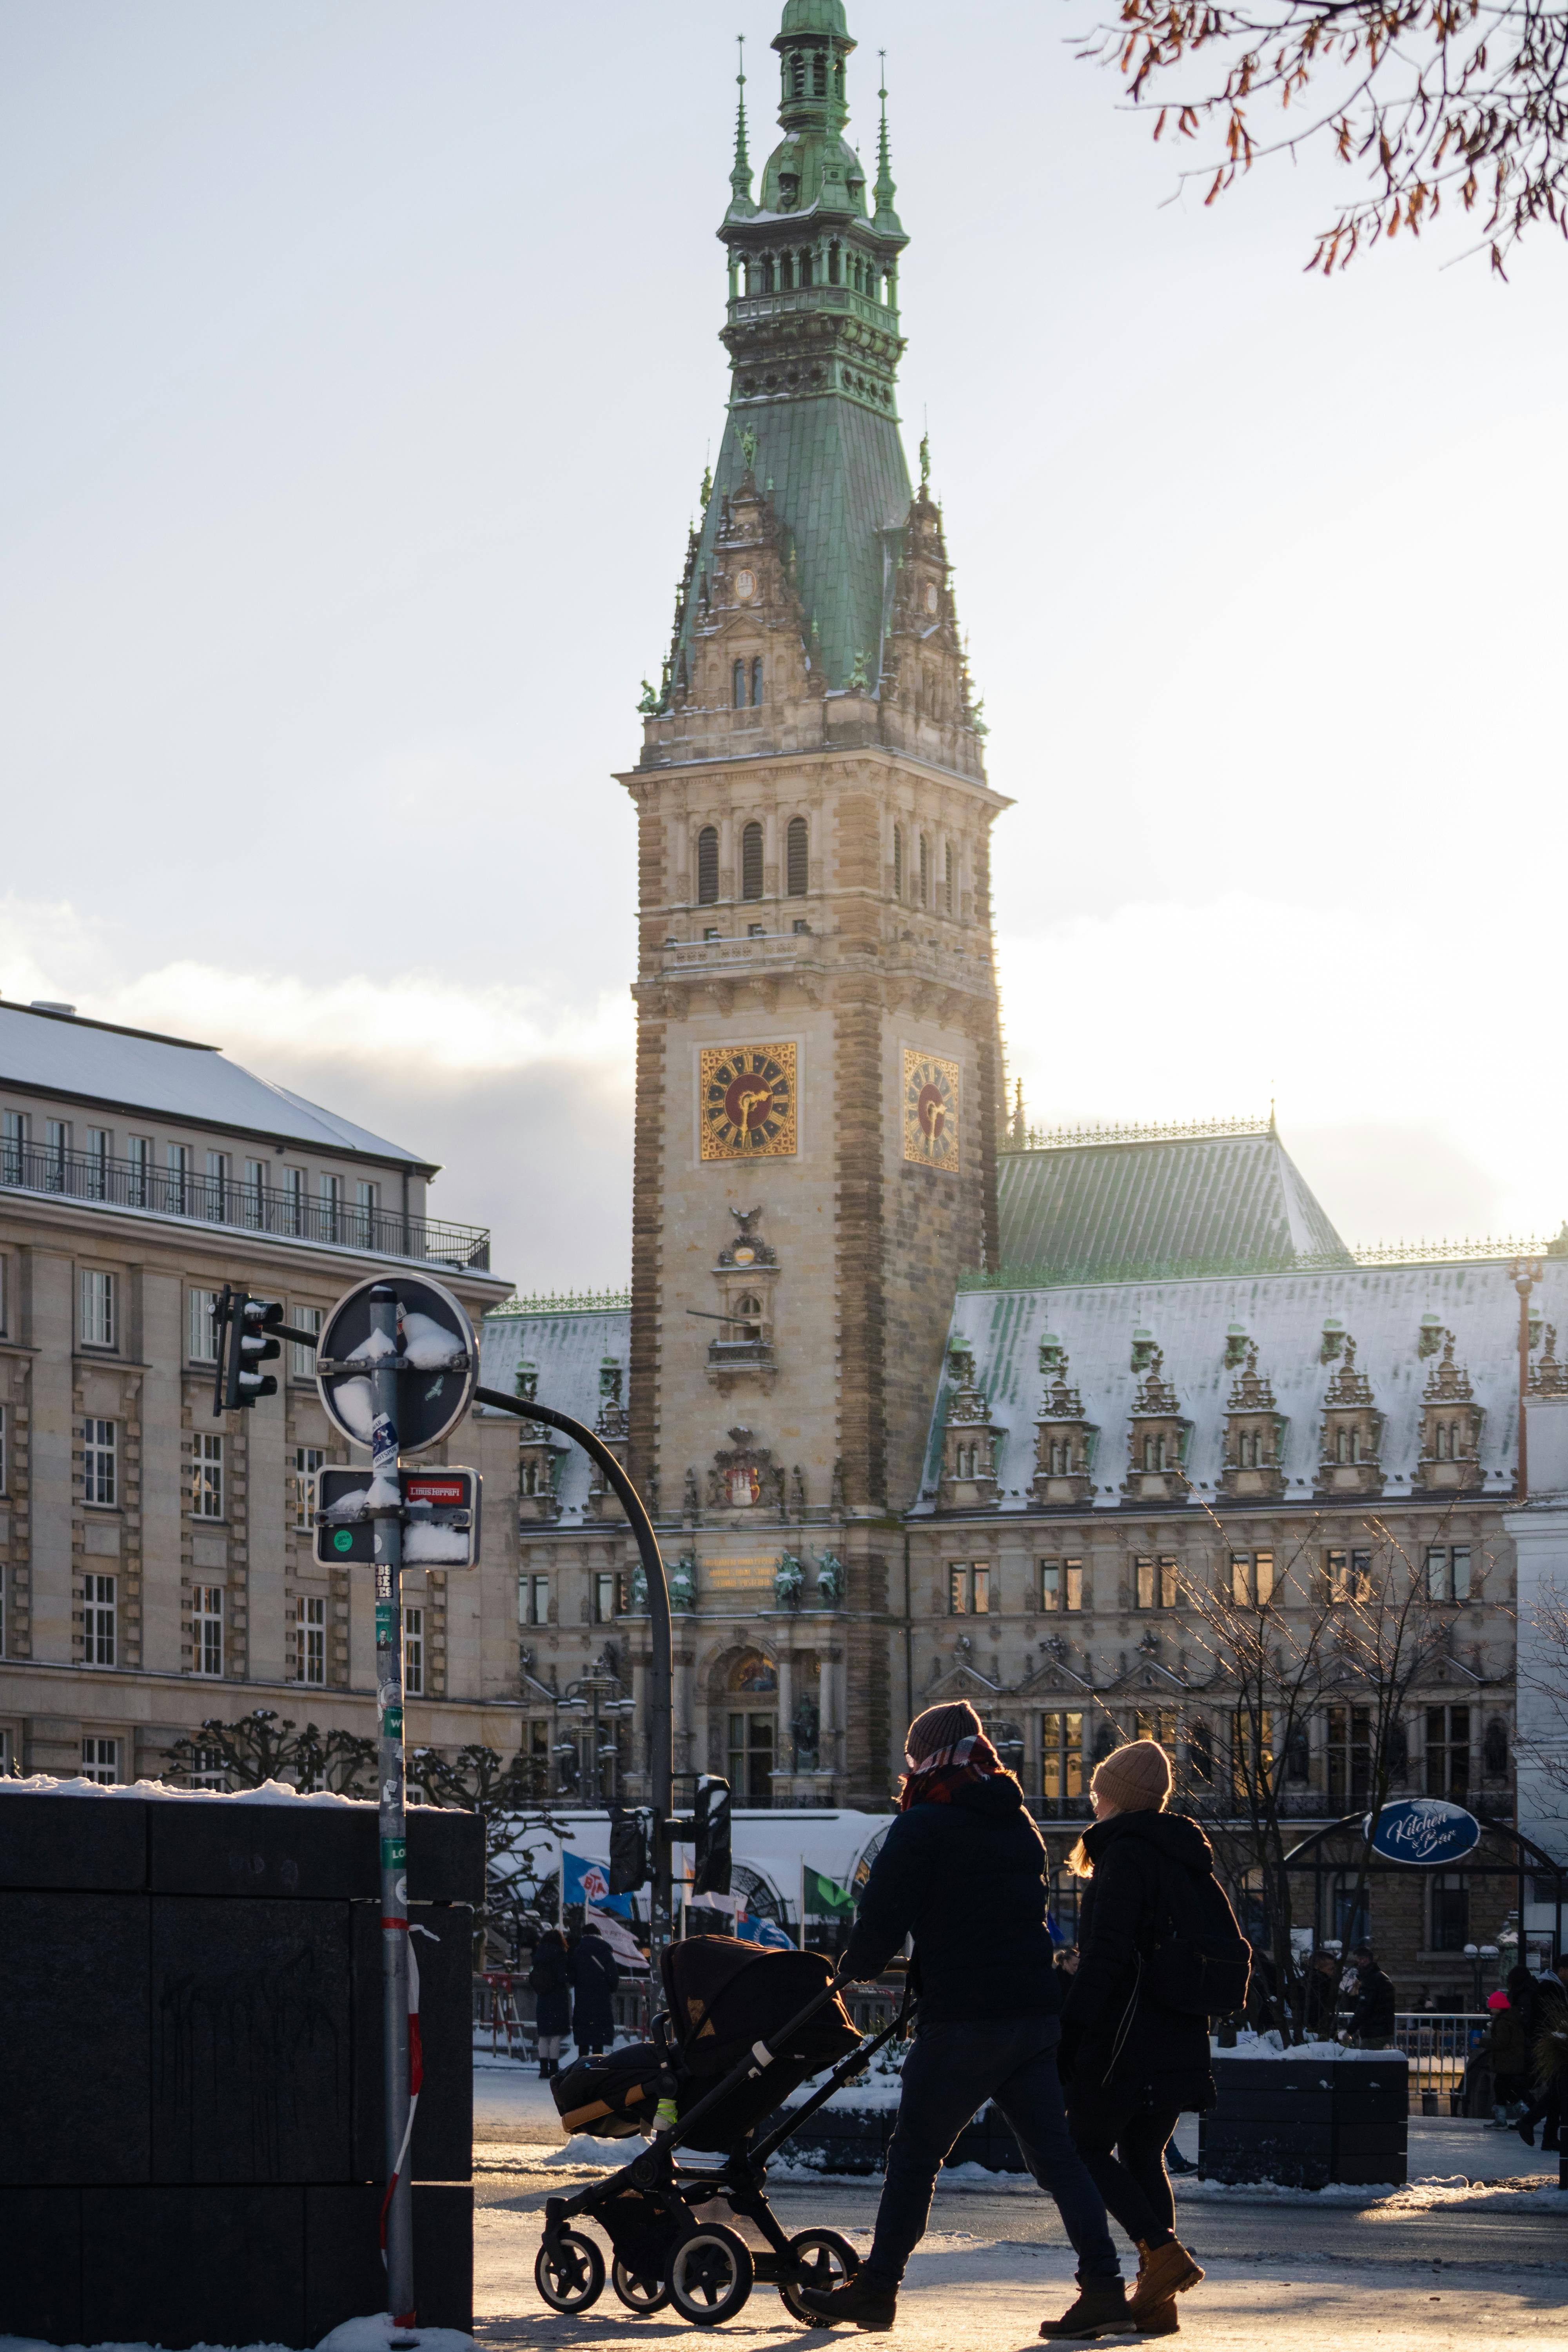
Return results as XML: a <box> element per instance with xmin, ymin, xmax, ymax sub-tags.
<box><xmin>4</xmin><ymin>0</ymin><xmax>1566</xmax><ymax>1290</ymax></box>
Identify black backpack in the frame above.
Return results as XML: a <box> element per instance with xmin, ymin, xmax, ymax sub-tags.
<box><xmin>1144</xmin><ymin>1857</ymin><xmax>1251</xmax><ymax>2021</ymax></box>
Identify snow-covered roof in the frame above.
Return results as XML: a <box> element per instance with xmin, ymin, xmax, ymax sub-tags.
<box><xmin>996</xmin><ymin>1125</ymin><xmax>1349</xmax><ymax>1283</ymax></box>
<box><xmin>917</xmin><ymin>1256</ymin><xmax>1566</xmax><ymax>1511</ymax></box>
<box><xmin>0</xmin><ymin>1000</ymin><xmax>432</xmax><ymax>1169</ymax></box>
<box><xmin>479</xmin><ymin>1304</ymin><xmax>631</xmax><ymax>1521</ymax></box>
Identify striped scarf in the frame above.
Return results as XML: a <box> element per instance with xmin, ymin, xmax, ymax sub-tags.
<box><xmin>899</xmin><ymin>1728</ymin><xmax>1004</xmax><ymax>1810</ymax></box>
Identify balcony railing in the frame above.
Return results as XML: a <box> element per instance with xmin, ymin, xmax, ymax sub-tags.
<box><xmin>0</xmin><ymin>1136</ymin><xmax>490</xmax><ymax>1270</ymax></box>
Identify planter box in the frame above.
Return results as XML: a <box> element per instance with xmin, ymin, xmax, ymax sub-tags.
<box><xmin>776</xmin><ymin>2100</ymin><xmax>1027</xmax><ymax>2176</ymax></box>
<box><xmin>0</xmin><ymin>1786</ymin><xmax>480</xmax><ymax>2347</ymax></box>
<box><xmin>1199</xmin><ymin>2052</ymin><xmax>1408</xmax><ymax>2189</ymax></box>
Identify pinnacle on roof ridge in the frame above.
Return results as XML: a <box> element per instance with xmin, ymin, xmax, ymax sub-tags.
<box><xmin>729</xmin><ymin>34</ymin><xmax>755</xmax><ymax>213</ymax></box>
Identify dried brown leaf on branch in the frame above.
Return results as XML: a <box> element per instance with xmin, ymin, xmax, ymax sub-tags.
<box><xmin>1076</xmin><ymin>0</ymin><xmax>1568</xmax><ymax>269</ymax></box>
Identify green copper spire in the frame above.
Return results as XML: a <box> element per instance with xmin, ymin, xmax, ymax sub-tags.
<box><xmin>872</xmin><ymin>52</ymin><xmax>904</xmax><ymax>236</ymax></box>
<box><xmin>728</xmin><ymin>34</ymin><xmax>755</xmax><ymax>218</ymax></box>
<box><xmin>667</xmin><ymin>1</ymin><xmax>915</xmax><ymax>696</ymax></box>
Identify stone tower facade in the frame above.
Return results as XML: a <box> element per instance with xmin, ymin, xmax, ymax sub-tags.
<box><xmin>616</xmin><ymin>0</ymin><xmax>1007</xmax><ymax>1805</ymax></box>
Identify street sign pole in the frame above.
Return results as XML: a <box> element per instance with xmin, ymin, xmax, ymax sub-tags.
<box><xmin>368</xmin><ymin>1282</ymin><xmax>415</xmax><ymax>2333</ymax></box>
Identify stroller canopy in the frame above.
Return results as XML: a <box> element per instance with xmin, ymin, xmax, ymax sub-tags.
<box><xmin>661</xmin><ymin>1936</ymin><xmax>861</xmax><ymax>2083</ymax></box>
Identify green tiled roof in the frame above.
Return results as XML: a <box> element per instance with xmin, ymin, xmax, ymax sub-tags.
<box><xmin>690</xmin><ymin>398</ymin><xmax>909</xmax><ymax>694</ymax></box>
<box><xmin>993</xmin><ymin>1129</ymin><xmax>1351</xmax><ymax>1287</ymax></box>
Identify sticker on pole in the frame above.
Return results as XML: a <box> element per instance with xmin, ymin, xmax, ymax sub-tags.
<box><xmin>314</xmin><ymin>1466</ymin><xmax>482</xmax><ymax>1566</ymax></box>
<box><xmin>1364</xmin><ymin>1797</ymin><xmax>1481</xmax><ymax>1867</ymax></box>
<box><xmin>315</xmin><ymin>1274</ymin><xmax>477</xmax><ymax>1455</ymax></box>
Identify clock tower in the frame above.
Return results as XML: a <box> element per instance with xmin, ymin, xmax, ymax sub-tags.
<box><xmin>617</xmin><ymin>0</ymin><xmax>1008</xmax><ymax>1806</ymax></box>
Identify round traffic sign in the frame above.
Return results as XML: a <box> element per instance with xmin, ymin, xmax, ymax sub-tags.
<box><xmin>316</xmin><ymin>1273</ymin><xmax>477</xmax><ymax>1456</ymax></box>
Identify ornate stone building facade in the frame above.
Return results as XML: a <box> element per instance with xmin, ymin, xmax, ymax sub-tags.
<box><xmin>493</xmin><ymin>0</ymin><xmax>1556</xmax><ymax>1998</ymax></box>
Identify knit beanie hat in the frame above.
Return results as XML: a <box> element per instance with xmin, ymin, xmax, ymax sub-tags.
<box><xmin>905</xmin><ymin>1700</ymin><xmax>984</xmax><ymax>1768</ymax></box>
<box><xmin>1091</xmin><ymin>1737</ymin><xmax>1172</xmax><ymax>1814</ymax></box>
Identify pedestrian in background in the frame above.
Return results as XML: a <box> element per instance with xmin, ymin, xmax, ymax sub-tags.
<box><xmin>1303</xmin><ymin>1949</ymin><xmax>1341</xmax><ymax>2040</ymax></box>
<box><xmin>1488</xmin><ymin>1970</ymin><xmax>1536</xmax><ymax>2123</ymax></box>
<box><xmin>1059</xmin><ymin>1739</ymin><xmax>1225</xmax><ymax>2339</ymax></box>
<box><xmin>801</xmin><ymin>1700</ymin><xmax>1130</xmax><ymax>2339</ymax></box>
<box><xmin>567</xmin><ymin>1919</ymin><xmax>620</xmax><ymax>2057</ymax></box>
<box><xmin>1517</xmin><ymin>1954</ymin><xmax>1568</xmax><ymax>2151</ymax></box>
<box><xmin>527</xmin><ymin>1927</ymin><xmax>570</xmax><ymax>2079</ymax></box>
<box><xmin>1345</xmin><ymin>1944</ymin><xmax>1396</xmax><ymax>2049</ymax></box>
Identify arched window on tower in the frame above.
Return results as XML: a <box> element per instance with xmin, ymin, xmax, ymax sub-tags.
<box><xmin>918</xmin><ymin>833</ymin><xmax>929</xmax><ymax>907</ymax></box>
<box><xmin>751</xmin><ymin>657</ymin><xmax>764</xmax><ymax>707</ymax></box>
<box><xmin>697</xmin><ymin>826</ymin><xmax>719</xmax><ymax>905</ymax></box>
<box><xmin>892</xmin><ymin>824</ymin><xmax>904</xmax><ymax>899</ymax></box>
<box><xmin>813</xmin><ymin>51</ymin><xmax>827</xmax><ymax>95</ymax></box>
<box><xmin>741</xmin><ymin>820</ymin><xmax>764</xmax><ymax>901</ymax></box>
<box><xmin>733</xmin><ymin>1294</ymin><xmax>763</xmax><ymax>1340</ymax></box>
<box><xmin>732</xmin><ymin>660</ymin><xmax>746</xmax><ymax>709</ymax></box>
<box><xmin>944</xmin><ymin>842</ymin><xmax>955</xmax><ymax>914</ymax></box>
<box><xmin>786</xmin><ymin>815</ymin><xmax>809</xmax><ymax>897</ymax></box>
<box><xmin>790</xmin><ymin>50</ymin><xmax>806</xmax><ymax>96</ymax></box>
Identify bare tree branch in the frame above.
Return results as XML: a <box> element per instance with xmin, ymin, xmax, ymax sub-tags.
<box><xmin>1074</xmin><ymin>0</ymin><xmax>1568</xmax><ymax>270</ymax></box>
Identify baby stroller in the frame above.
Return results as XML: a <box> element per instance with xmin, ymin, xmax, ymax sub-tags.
<box><xmin>535</xmin><ymin>1935</ymin><xmax>909</xmax><ymax>2326</ymax></box>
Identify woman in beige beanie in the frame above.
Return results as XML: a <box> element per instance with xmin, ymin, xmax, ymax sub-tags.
<box><xmin>1056</xmin><ymin>1738</ymin><xmax>1219</xmax><ymax>2336</ymax></box>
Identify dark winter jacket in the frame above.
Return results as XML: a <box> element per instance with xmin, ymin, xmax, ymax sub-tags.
<box><xmin>1486</xmin><ymin>2001</ymin><xmax>1533</xmax><ymax>2080</ymax></box>
<box><xmin>1303</xmin><ymin>1963</ymin><xmax>1342</xmax><ymax>2038</ymax></box>
<box><xmin>1348</xmin><ymin>1962</ymin><xmax>1396</xmax><ymax>2042</ymax></box>
<box><xmin>528</xmin><ymin>1938</ymin><xmax>571</xmax><ymax>2036</ymax></box>
<box><xmin>1058</xmin><ymin>1810</ymin><xmax>1220</xmax><ymax>2114</ymax></box>
<box><xmin>841</xmin><ymin>1773</ymin><xmax>1060</xmax><ymax>2027</ymax></box>
<box><xmin>567</xmin><ymin>1930</ymin><xmax>621</xmax><ymax>2038</ymax></box>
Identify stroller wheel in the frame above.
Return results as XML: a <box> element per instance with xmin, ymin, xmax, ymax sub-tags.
<box><xmin>667</xmin><ymin>2223</ymin><xmax>754</xmax><ymax>2325</ymax></box>
<box><xmin>535</xmin><ymin>2227</ymin><xmax>606</xmax><ymax>2313</ymax></box>
<box><xmin>612</xmin><ymin>2257</ymin><xmax>671</xmax><ymax>2315</ymax></box>
<box><xmin>779</xmin><ymin>2229</ymin><xmax>861</xmax><ymax>2322</ymax></box>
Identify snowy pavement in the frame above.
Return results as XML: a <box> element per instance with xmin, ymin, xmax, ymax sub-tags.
<box><xmin>470</xmin><ymin>2212</ymin><xmax>1568</xmax><ymax>2349</ymax></box>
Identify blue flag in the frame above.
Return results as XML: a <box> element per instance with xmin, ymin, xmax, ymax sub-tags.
<box><xmin>563</xmin><ymin>1849</ymin><xmax>633</xmax><ymax>1918</ymax></box>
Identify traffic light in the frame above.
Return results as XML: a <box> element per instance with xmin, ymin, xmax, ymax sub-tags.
<box><xmin>608</xmin><ymin>1806</ymin><xmax>648</xmax><ymax>1897</ymax></box>
<box><xmin>212</xmin><ymin>1286</ymin><xmax>283</xmax><ymax>1413</ymax></box>
<box><xmin>691</xmin><ymin>1774</ymin><xmax>731</xmax><ymax>1897</ymax></box>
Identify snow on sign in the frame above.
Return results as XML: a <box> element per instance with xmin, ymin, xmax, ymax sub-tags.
<box><xmin>314</xmin><ymin>1465</ymin><xmax>482</xmax><ymax>1566</ymax></box>
<box><xmin>315</xmin><ymin>1272</ymin><xmax>476</xmax><ymax>1455</ymax></box>
<box><xmin>1366</xmin><ymin>1797</ymin><xmax>1482</xmax><ymax>1867</ymax></box>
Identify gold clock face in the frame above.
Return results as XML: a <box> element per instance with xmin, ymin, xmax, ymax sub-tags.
<box><xmin>902</xmin><ymin>1049</ymin><xmax>960</xmax><ymax>1172</ymax></box>
<box><xmin>700</xmin><ymin>1042</ymin><xmax>797</xmax><ymax>1160</ymax></box>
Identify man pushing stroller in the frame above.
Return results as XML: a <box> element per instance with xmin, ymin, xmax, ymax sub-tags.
<box><xmin>800</xmin><ymin>1703</ymin><xmax>1205</xmax><ymax>2339</ymax></box>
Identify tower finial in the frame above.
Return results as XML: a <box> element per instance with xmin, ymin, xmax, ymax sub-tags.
<box><xmin>730</xmin><ymin>33</ymin><xmax>754</xmax><ymax>209</ymax></box>
<box><xmin>873</xmin><ymin>49</ymin><xmax>900</xmax><ymax>227</ymax></box>
<box><xmin>729</xmin><ymin>31</ymin><xmax>752</xmax><ymax>213</ymax></box>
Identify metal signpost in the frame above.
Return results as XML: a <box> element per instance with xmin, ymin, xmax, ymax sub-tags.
<box><xmin>215</xmin><ymin>1275</ymin><xmax>693</xmax><ymax>2324</ymax></box>
<box><xmin>312</xmin><ymin>1272</ymin><xmax>479</xmax><ymax>2335</ymax></box>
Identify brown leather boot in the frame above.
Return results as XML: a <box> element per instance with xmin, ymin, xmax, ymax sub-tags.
<box><xmin>1039</xmin><ymin>2280</ymin><xmax>1138</xmax><ymax>2338</ymax></box>
<box><xmin>1135</xmin><ymin>2300</ymin><xmax>1180</xmax><ymax>2336</ymax></box>
<box><xmin>1130</xmin><ymin>2241</ymin><xmax>1204</xmax><ymax>2321</ymax></box>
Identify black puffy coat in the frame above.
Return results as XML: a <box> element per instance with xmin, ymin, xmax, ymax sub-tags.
<box><xmin>842</xmin><ymin>1773</ymin><xmax>1061</xmax><ymax>2025</ymax></box>
<box><xmin>528</xmin><ymin>1936</ymin><xmax>570</xmax><ymax>2036</ymax></box>
<box><xmin>567</xmin><ymin>1930</ymin><xmax>621</xmax><ymax>2043</ymax></box>
<box><xmin>1058</xmin><ymin>1810</ymin><xmax>1219</xmax><ymax>2113</ymax></box>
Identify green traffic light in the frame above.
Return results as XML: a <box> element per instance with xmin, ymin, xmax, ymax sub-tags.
<box><xmin>333</xmin><ymin>1529</ymin><xmax>353</xmax><ymax>1553</ymax></box>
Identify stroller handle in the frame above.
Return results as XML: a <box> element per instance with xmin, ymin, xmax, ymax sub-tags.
<box><xmin>652</xmin><ymin>1963</ymin><xmax>859</xmax><ymax>2159</ymax></box>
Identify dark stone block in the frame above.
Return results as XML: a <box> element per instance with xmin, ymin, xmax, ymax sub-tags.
<box><xmin>305</xmin><ymin>2183</ymin><xmax>474</xmax><ymax>2339</ymax></box>
<box><xmin>150</xmin><ymin>1798</ymin><xmax>369</xmax><ymax>1899</ymax></box>
<box><xmin>0</xmin><ymin>1791</ymin><xmax>148</xmax><ymax>1890</ymax></box>
<box><xmin>0</xmin><ymin>2188</ymin><xmax>82</xmax><ymax>2341</ymax></box>
<box><xmin>0</xmin><ymin>1892</ymin><xmax>149</xmax><ymax>2183</ymax></box>
<box><xmin>151</xmin><ymin>1896</ymin><xmax>354</xmax><ymax>2183</ymax></box>
<box><xmin>146</xmin><ymin>1798</ymin><xmax>483</xmax><ymax>1906</ymax></box>
<box><xmin>408</xmin><ymin>1806</ymin><xmax>485</xmax><ymax>1906</ymax></box>
<box><xmin>353</xmin><ymin>1903</ymin><xmax>475</xmax><ymax>2183</ymax></box>
<box><xmin>82</xmin><ymin>2185</ymin><xmax>305</xmax><ymax>2350</ymax></box>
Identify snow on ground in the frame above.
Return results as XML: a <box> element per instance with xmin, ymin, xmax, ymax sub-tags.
<box><xmin>470</xmin><ymin>2210</ymin><xmax>1568</xmax><ymax>2348</ymax></box>
<box><xmin>0</xmin><ymin>2324</ymin><xmax>475</xmax><ymax>2352</ymax></box>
